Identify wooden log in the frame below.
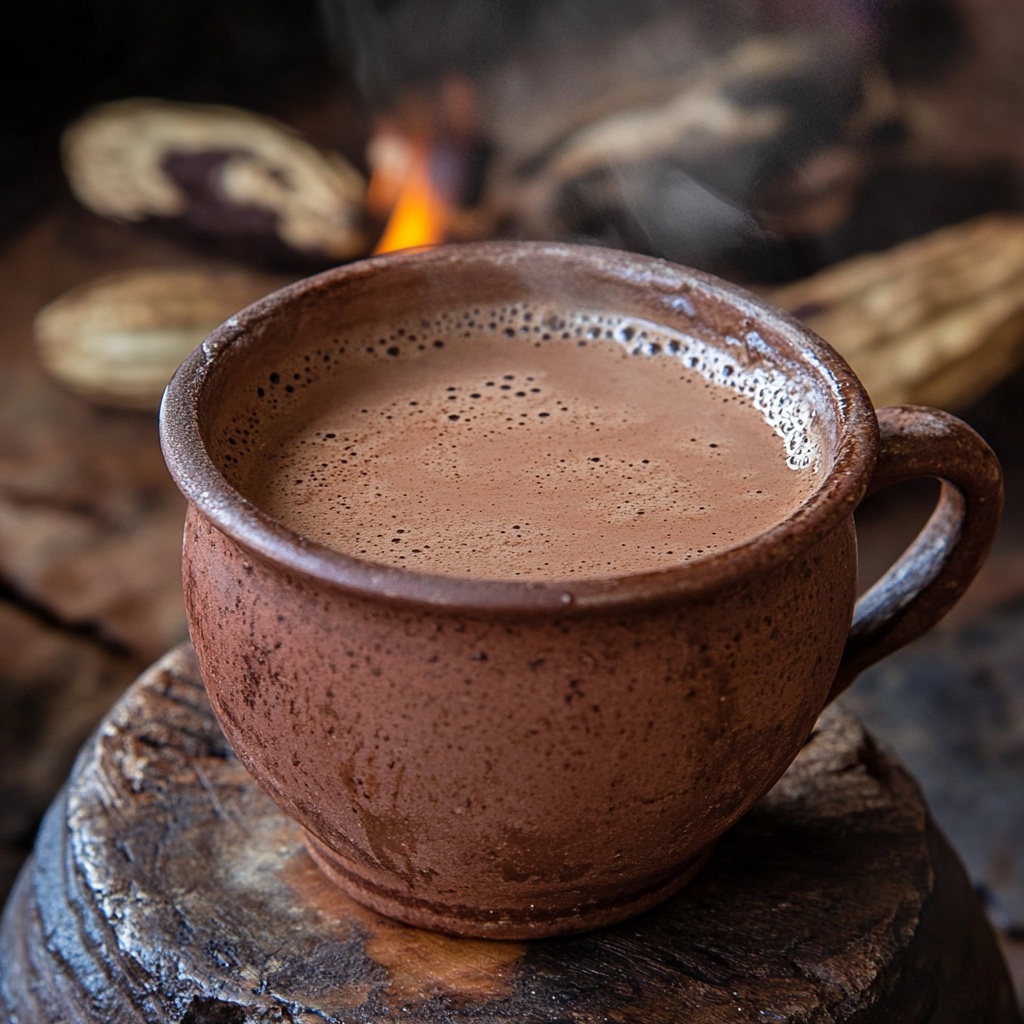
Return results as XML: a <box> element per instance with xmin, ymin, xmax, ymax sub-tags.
<box><xmin>1</xmin><ymin>645</ymin><xmax>1017</xmax><ymax>1022</ymax></box>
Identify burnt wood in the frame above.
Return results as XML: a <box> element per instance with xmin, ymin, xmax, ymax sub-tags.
<box><xmin>0</xmin><ymin>644</ymin><xmax>1018</xmax><ymax>1022</ymax></box>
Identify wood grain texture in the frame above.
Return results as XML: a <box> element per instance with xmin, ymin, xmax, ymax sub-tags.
<box><xmin>0</xmin><ymin>644</ymin><xmax>1018</xmax><ymax>1023</ymax></box>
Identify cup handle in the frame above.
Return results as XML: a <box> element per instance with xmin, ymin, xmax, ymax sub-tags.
<box><xmin>826</xmin><ymin>405</ymin><xmax>1003</xmax><ymax>703</ymax></box>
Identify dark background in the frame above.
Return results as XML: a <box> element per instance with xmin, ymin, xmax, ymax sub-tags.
<box><xmin>3</xmin><ymin>0</ymin><xmax>1022</xmax><ymax>264</ymax></box>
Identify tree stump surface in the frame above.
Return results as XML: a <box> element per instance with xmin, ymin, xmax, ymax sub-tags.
<box><xmin>0</xmin><ymin>645</ymin><xmax>1018</xmax><ymax>1023</ymax></box>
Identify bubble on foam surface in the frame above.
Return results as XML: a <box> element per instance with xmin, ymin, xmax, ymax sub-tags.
<box><xmin>462</xmin><ymin>304</ymin><xmax>820</xmax><ymax>473</ymax></box>
<box><xmin>664</xmin><ymin>327</ymin><xmax>818</xmax><ymax>472</ymax></box>
<box><xmin>218</xmin><ymin>300</ymin><xmax>823</xmax><ymax>581</ymax></box>
<box><xmin>601</xmin><ymin>317</ymin><xmax>818</xmax><ymax>473</ymax></box>
<box><xmin>217</xmin><ymin>302</ymin><xmax>819</xmax><ymax>473</ymax></box>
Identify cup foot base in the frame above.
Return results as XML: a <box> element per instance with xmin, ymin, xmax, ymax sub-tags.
<box><xmin>302</xmin><ymin>831</ymin><xmax>717</xmax><ymax>939</ymax></box>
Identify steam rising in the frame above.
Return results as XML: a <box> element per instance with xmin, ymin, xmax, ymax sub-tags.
<box><xmin>324</xmin><ymin>0</ymin><xmax>886</xmax><ymax>276</ymax></box>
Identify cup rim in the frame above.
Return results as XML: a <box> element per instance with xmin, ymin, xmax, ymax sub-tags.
<box><xmin>160</xmin><ymin>241</ymin><xmax>878</xmax><ymax>615</ymax></box>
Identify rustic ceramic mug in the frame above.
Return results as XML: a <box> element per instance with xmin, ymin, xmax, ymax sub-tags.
<box><xmin>160</xmin><ymin>243</ymin><xmax>1002</xmax><ymax>939</ymax></box>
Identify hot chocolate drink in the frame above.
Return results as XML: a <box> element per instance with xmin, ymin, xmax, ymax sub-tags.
<box><xmin>237</xmin><ymin>305</ymin><xmax>819</xmax><ymax>580</ymax></box>
<box><xmin>167</xmin><ymin>243</ymin><xmax>1000</xmax><ymax>938</ymax></box>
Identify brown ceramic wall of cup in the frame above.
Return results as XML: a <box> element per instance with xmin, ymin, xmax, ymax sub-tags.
<box><xmin>160</xmin><ymin>243</ymin><xmax>1003</xmax><ymax>939</ymax></box>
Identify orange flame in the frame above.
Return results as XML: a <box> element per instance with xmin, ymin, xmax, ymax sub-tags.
<box><xmin>372</xmin><ymin>144</ymin><xmax>449</xmax><ymax>255</ymax></box>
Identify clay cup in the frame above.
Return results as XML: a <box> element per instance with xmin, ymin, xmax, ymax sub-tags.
<box><xmin>160</xmin><ymin>243</ymin><xmax>1003</xmax><ymax>939</ymax></box>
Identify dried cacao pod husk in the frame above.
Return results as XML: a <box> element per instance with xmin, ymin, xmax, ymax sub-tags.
<box><xmin>62</xmin><ymin>99</ymin><xmax>366</xmax><ymax>266</ymax></box>
<box><xmin>35</xmin><ymin>266</ymin><xmax>290</xmax><ymax>411</ymax></box>
<box><xmin>767</xmin><ymin>214</ymin><xmax>1024</xmax><ymax>410</ymax></box>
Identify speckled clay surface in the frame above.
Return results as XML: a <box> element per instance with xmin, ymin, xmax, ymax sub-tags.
<box><xmin>183</xmin><ymin>507</ymin><xmax>854</xmax><ymax>935</ymax></box>
<box><xmin>161</xmin><ymin>243</ymin><xmax>1003</xmax><ymax>938</ymax></box>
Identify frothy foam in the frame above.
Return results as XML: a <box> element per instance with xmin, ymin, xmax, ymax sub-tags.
<box><xmin>224</xmin><ymin>302</ymin><xmax>822</xmax><ymax>581</ymax></box>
